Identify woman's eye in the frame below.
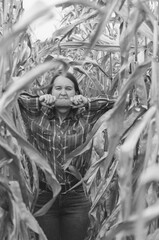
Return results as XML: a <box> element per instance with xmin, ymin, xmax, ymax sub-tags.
<box><xmin>54</xmin><ymin>86</ymin><xmax>73</xmax><ymax>91</ymax></box>
<box><xmin>66</xmin><ymin>87</ymin><xmax>73</xmax><ymax>91</ymax></box>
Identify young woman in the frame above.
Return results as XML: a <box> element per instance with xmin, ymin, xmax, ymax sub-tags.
<box><xmin>18</xmin><ymin>72</ymin><xmax>114</xmax><ymax>240</ymax></box>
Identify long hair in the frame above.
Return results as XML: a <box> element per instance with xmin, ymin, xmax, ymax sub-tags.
<box><xmin>47</xmin><ymin>72</ymin><xmax>81</xmax><ymax>95</ymax></box>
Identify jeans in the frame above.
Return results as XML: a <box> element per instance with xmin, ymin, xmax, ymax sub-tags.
<box><xmin>34</xmin><ymin>185</ymin><xmax>91</xmax><ymax>240</ymax></box>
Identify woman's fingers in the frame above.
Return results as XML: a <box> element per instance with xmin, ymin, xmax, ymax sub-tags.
<box><xmin>39</xmin><ymin>94</ymin><xmax>56</xmax><ymax>105</ymax></box>
<box><xmin>70</xmin><ymin>95</ymin><xmax>88</xmax><ymax>106</ymax></box>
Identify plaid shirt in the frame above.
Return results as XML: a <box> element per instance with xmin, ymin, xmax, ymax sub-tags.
<box><xmin>18</xmin><ymin>94</ymin><xmax>114</xmax><ymax>184</ymax></box>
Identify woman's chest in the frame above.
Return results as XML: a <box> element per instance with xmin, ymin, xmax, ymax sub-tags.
<box><xmin>31</xmin><ymin>117</ymin><xmax>91</xmax><ymax>150</ymax></box>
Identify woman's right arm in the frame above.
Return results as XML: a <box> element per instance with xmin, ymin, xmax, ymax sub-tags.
<box><xmin>18</xmin><ymin>93</ymin><xmax>56</xmax><ymax>114</ymax></box>
<box><xmin>18</xmin><ymin>93</ymin><xmax>41</xmax><ymax>114</ymax></box>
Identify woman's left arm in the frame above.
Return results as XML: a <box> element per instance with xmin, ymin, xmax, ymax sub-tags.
<box><xmin>71</xmin><ymin>95</ymin><xmax>115</xmax><ymax>124</ymax></box>
<box><xmin>86</xmin><ymin>97</ymin><xmax>115</xmax><ymax>112</ymax></box>
<box><xmin>70</xmin><ymin>95</ymin><xmax>115</xmax><ymax>111</ymax></box>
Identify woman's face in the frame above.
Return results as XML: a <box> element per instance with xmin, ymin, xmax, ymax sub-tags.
<box><xmin>51</xmin><ymin>76</ymin><xmax>76</xmax><ymax>99</ymax></box>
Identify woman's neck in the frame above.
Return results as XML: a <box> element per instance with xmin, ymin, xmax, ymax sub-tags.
<box><xmin>56</xmin><ymin>108</ymin><xmax>71</xmax><ymax>124</ymax></box>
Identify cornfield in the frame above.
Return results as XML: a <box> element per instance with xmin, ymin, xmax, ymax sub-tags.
<box><xmin>0</xmin><ymin>0</ymin><xmax>159</xmax><ymax>239</ymax></box>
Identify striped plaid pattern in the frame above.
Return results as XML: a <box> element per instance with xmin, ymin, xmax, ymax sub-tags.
<box><xmin>18</xmin><ymin>94</ymin><xmax>114</xmax><ymax>184</ymax></box>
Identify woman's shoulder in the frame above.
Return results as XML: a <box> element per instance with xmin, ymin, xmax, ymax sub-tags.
<box><xmin>19</xmin><ymin>91</ymin><xmax>38</xmax><ymax>99</ymax></box>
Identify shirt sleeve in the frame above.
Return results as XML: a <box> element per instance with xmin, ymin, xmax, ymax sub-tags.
<box><xmin>18</xmin><ymin>93</ymin><xmax>41</xmax><ymax>115</ymax></box>
<box><xmin>87</xmin><ymin>98</ymin><xmax>115</xmax><ymax>112</ymax></box>
<box><xmin>84</xmin><ymin>97</ymin><xmax>115</xmax><ymax>125</ymax></box>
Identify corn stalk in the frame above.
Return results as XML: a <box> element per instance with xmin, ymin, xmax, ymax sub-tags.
<box><xmin>0</xmin><ymin>0</ymin><xmax>159</xmax><ymax>240</ymax></box>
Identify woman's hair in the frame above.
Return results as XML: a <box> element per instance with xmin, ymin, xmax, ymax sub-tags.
<box><xmin>47</xmin><ymin>72</ymin><xmax>81</xmax><ymax>94</ymax></box>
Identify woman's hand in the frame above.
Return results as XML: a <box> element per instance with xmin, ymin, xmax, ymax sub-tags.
<box><xmin>70</xmin><ymin>95</ymin><xmax>88</xmax><ymax>107</ymax></box>
<box><xmin>39</xmin><ymin>94</ymin><xmax>56</xmax><ymax>106</ymax></box>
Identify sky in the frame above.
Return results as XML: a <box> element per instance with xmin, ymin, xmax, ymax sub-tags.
<box><xmin>23</xmin><ymin>0</ymin><xmax>61</xmax><ymax>41</ymax></box>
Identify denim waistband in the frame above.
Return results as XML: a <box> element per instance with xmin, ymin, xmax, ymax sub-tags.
<box><xmin>39</xmin><ymin>179</ymin><xmax>80</xmax><ymax>193</ymax></box>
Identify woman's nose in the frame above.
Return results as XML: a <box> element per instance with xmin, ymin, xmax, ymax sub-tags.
<box><xmin>60</xmin><ymin>88</ymin><xmax>66</xmax><ymax>95</ymax></box>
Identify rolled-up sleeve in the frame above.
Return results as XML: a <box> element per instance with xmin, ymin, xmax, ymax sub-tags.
<box><xmin>83</xmin><ymin>97</ymin><xmax>115</xmax><ymax>125</ymax></box>
<box><xmin>18</xmin><ymin>93</ymin><xmax>40</xmax><ymax>114</ymax></box>
<box><xmin>87</xmin><ymin>98</ymin><xmax>115</xmax><ymax>111</ymax></box>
